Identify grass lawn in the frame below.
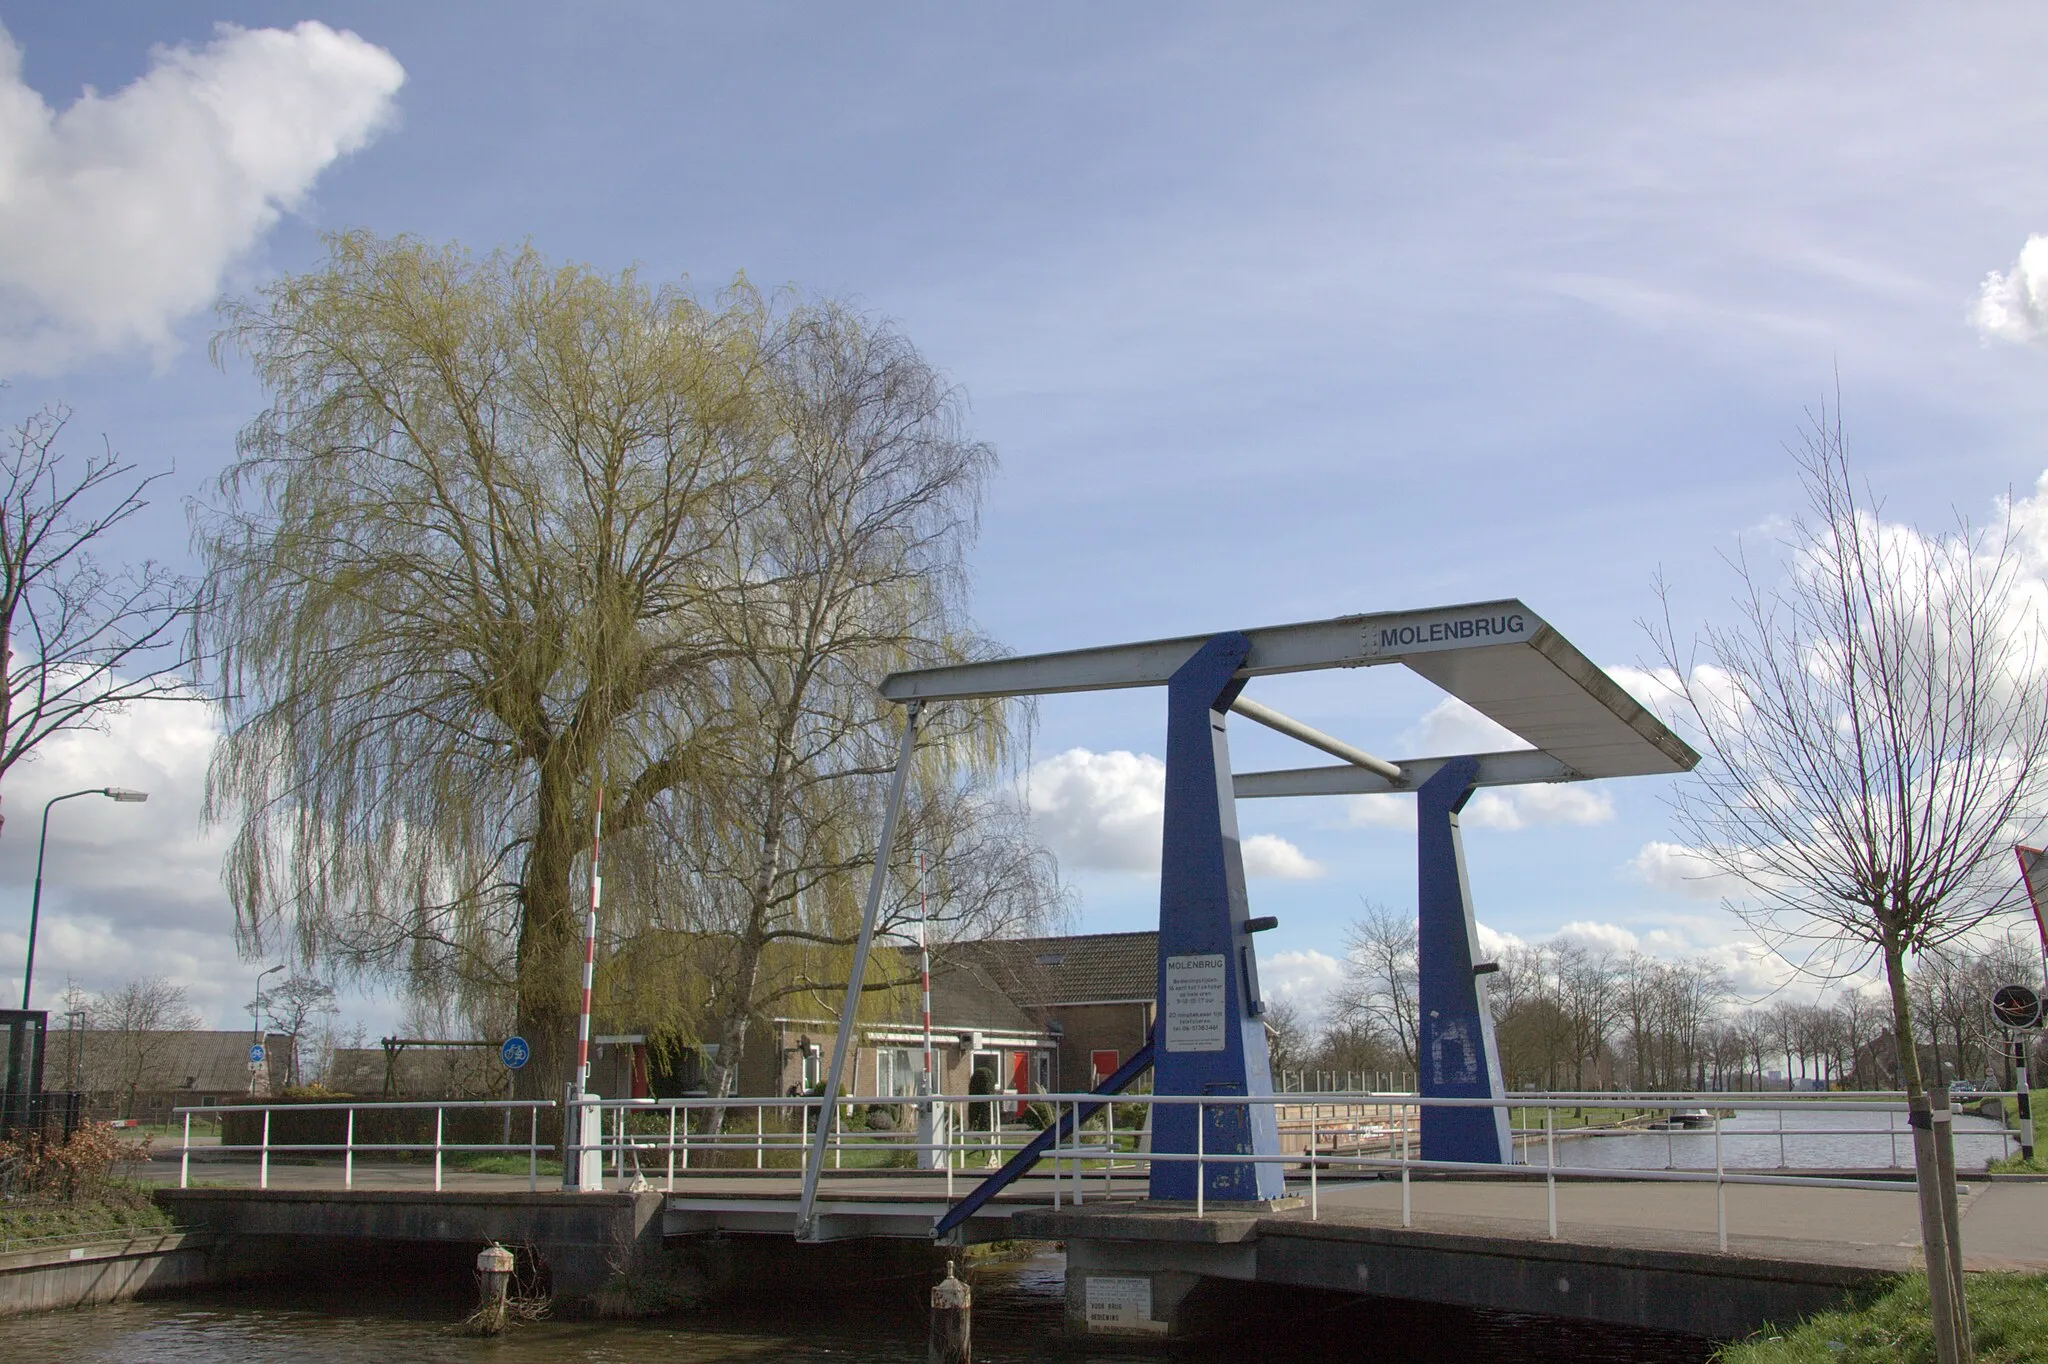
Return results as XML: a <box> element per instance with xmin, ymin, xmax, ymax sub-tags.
<box><xmin>1718</xmin><ymin>1273</ymin><xmax>2048</xmax><ymax>1363</ymax></box>
<box><xmin>441</xmin><ymin>1151</ymin><xmax>563</xmax><ymax>1176</ymax></box>
<box><xmin>0</xmin><ymin>1179</ymin><xmax>173</xmax><ymax>1251</ymax></box>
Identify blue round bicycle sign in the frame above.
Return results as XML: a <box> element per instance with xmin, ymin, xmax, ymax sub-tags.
<box><xmin>248</xmin><ymin>1043</ymin><xmax>265</xmax><ymax>1065</ymax></box>
<box><xmin>500</xmin><ymin>1036</ymin><xmax>530</xmax><ymax>1070</ymax></box>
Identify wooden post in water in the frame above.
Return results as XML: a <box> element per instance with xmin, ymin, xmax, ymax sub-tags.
<box><xmin>928</xmin><ymin>1260</ymin><xmax>971</xmax><ymax>1363</ymax></box>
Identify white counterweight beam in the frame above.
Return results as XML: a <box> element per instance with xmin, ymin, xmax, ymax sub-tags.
<box><xmin>879</xmin><ymin>599</ymin><xmax>1697</xmax><ymax>782</ymax></box>
<box><xmin>1232</xmin><ymin>750</ymin><xmax>1574</xmax><ymax>798</ymax></box>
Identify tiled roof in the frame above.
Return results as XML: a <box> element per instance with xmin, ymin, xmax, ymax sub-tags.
<box><xmin>941</xmin><ymin>931</ymin><xmax>1158</xmax><ymax>1007</ymax></box>
<box><xmin>46</xmin><ymin>1030</ymin><xmax>295</xmax><ymax>1094</ymax></box>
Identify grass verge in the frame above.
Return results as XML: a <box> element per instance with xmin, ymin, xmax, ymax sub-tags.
<box><xmin>1717</xmin><ymin>1273</ymin><xmax>2048</xmax><ymax>1363</ymax></box>
<box><xmin>0</xmin><ymin>1179</ymin><xmax>174</xmax><ymax>1250</ymax></box>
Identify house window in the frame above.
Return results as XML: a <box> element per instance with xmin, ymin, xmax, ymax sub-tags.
<box><xmin>875</xmin><ymin>1047</ymin><xmax>920</xmax><ymax>1098</ymax></box>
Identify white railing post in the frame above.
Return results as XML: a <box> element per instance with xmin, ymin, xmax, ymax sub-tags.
<box><xmin>1715</xmin><ymin>1110</ymin><xmax>1727</xmax><ymax>1252</ymax></box>
<box><xmin>434</xmin><ymin>1106</ymin><xmax>444</xmax><ymax>1192</ymax></box>
<box><xmin>1400</xmin><ymin>1099</ymin><xmax>1411</xmax><ymax>1228</ymax></box>
<box><xmin>180</xmin><ymin>1111</ymin><xmax>191</xmax><ymax>1189</ymax></box>
<box><xmin>1546</xmin><ymin>1105</ymin><xmax>1557</xmax><ymax>1240</ymax></box>
<box><xmin>667</xmin><ymin>1106</ymin><xmax>677</xmax><ymax>1191</ymax></box>
<box><xmin>1195</xmin><ymin>1100</ymin><xmax>1205</xmax><ymax>1219</ymax></box>
<box><xmin>260</xmin><ymin>1108</ymin><xmax>271</xmax><ymax>1190</ymax></box>
<box><xmin>1052</xmin><ymin>1105</ymin><xmax>1062</xmax><ymax>1213</ymax></box>
<box><xmin>756</xmin><ymin>1106</ymin><xmax>764</xmax><ymax>1171</ymax></box>
<box><xmin>344</xmin><ymin>1107</ymin><xmax>355</xmax><ymax>1191</ymax></box>
<box><xmin>1070</xmin><ymin>1102</ymin><xmax>1083</xmax><ymax>1208</ymax></box>
<box><xmin>1310</xmin><ymin>1108</ymin><xmax>1319</xmax><ymax>1220</ymax></box>
<box><xmin>528</xmin><ymin>1106</ymin><xmax>538</xmax><ymax>1193</ymax></box>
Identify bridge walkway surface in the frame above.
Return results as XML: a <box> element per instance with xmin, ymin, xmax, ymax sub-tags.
<box><xmin>139</xmin><ymin>1156</ymin><xmax>2048</xmax><ymax>1338</ymax></box>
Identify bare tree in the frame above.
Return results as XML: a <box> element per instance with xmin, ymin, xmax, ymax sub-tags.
<box><xmin>256</xmin><ymin>976</ymin><xmax>338</xmax><ymax>1086</ymax></box>
<box><xmin>1649</xmin><ymin>407</ymin><xmax>2048</xmax><ymax>1360</ymax></box>
<box><xmin>609</xmin><ymin>301</ymin><xmax>1058</xmax><ymax>1101</ymax></box>
<box><xmin>91</xmin><ymin>976</ymin><xmax>201</xmax><ymax>1118</ymax></box>
<box><xmin>1261</xmin><ymin>997</ymin><xmax>1312</xmax><ymax>1074</ymax></box>
<box><xmin>1331</xmin><ymin>901</ymin><xmax>1420</xmax><ymax>1071</ymax></box>
<box><xmin>0</xmin><ymin>403</ymin><xmax>193</xmax><ymax>834</ymax></box>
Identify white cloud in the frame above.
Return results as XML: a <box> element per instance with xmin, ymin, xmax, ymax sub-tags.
<box><xmin>1261</xmin><ymin>947</ymin><xmax>1343</xmax><ymax>1022</ymax></box>
<box><xmin>1240</xmin><ymin>833</ymin><xmax>1323</xmax><ymax>880</ymax></box>
<box><xmin>1023</xmin><ymin>747</ymin><xmax>1317</xmax><ymax>878</ymax></box>
<box><xmin>1463</xmin><ymin>783</ymin><xmax>1614</xmax><ymax>831</ymax></box>
<box><xmin>1023</xmin><ymin>748</ymin><xmax>1164</xmax><ymax>872</ymax></box>
<box><xmin>1474</xmin><ymin>921</ymin><xmax>1526</xmax><ymax>960</ymax></box>
<box><xmin>1344</xmin><ymin>793</ymin><xmax>1414</xmax><ymax>831</ymax></box>
<box><xmin>1628</xmin><ymin>839</ymin><xmax>1741</xmax><ymax>900</ymax></box>
<box><xmin>1345</xmin><ymin>780</ymin><xmax>1612</xmax><ymax>833</ymax></box>
<box><xmin>1402</xmin><ymin>696</ymin><xmax>1528</xmax><ymax>755</ymax></box>
<box><xmin>1550</xmin><ymin>919</ymin><xmax>1640</xmax><ymax>955</ymax></box>
<box><xmin>1603</xmin><ymin>664</ymin><xmax>1688</xmax><ymax>727</ymax></box>
<box><xmin>1974</xmin><ymin>234</ymin><xmax>2048</xmax><ymax>344</ymax></box>
<box><xmin>0</xmin><ymin>21</ymin><xmax>405</xmax><ymax>372</ymax></box>
<box><xmin>0</xmin><ymin>691</ymin><xmax>251</xmax><ymax>1024</ymax></box>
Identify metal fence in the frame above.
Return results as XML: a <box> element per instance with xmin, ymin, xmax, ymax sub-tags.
<box><xmin>169</xmin><ymin>1089</ymin><xmax>2012</xmax><ymax>1254</ymax></box>
<box><xmin>171</xmin><ymin>1099</ymin><xmax>555</xmax><ymax>1192</ymax></box>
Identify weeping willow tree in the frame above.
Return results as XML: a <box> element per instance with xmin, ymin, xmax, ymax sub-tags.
<box><xmin>198</xmin><ymin>231</ymin><xmax>1060</xmax><ymax>1108</ymax></box>
<box><xmin>198</xmin><ymin>231</ymin><xmax>770</xmax><ymax>1102</ymax></box>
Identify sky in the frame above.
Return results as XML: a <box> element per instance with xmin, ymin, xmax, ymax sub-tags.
<box><xmin>5</xmin><ymin>4</ymin><xmax>2048</xmax><ymax>1036</ymax></box>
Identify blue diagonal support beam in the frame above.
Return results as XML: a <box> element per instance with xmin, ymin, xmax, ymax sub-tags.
<box><xmin>932</xmin><ymin>1040</ymin><xmax>1155</xmax><ymax>1241</ymax></box>
<box><xmin>1416</xmin><ymin>755</ymin><xmax>1511</xmax><ymax>1163</ymax></box>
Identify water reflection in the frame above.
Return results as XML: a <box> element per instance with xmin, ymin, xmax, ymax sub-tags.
<box><xmin>1548</xmin><ymin>1105</ymin><xmax>2013</xmax><ymax>1171</ymax></box>
<box><xmin>6</xmin><ymin>1246</ymin><xmax>1715</xmax><ymax>1363</ymax></box>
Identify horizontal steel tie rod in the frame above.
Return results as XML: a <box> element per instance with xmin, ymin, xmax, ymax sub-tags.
<box><xmin>1228</xmin><ymin>694</ymin><xmax>1405</xmax><ymax>783</ymax></box>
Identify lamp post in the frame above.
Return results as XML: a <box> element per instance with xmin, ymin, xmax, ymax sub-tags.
<box><xmin>20</xmin><ymin>787</ymin><xmax>148</xmax><ymax>1009</ymax></box>
<box><xmin>250</xmin><ymin>964</ymin><xmax>284</xmax><ymax>1095</ymax></box>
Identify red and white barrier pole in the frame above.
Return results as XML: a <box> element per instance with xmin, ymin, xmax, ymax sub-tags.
<box><xmin>574</xmin><ymin>785</ymin><xmax>604</xmax><ymax>1101</ymax></box>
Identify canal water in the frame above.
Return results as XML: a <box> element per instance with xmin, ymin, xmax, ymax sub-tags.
<box><xmin>1552</xmin><ymin>1106</ymin><xmax>2014</xmax><ymax>1172</ymax></box>
<box><xmin>5</xmin><ymin>1246</ymin><xmax>1716</xmax><ymax>1362</ymax></box>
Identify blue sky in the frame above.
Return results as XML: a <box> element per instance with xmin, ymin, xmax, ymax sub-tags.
<box><xmin>5</xmin><ymin>4</ymin><xmax>2048</xmax><ymax>1033</ymax></box>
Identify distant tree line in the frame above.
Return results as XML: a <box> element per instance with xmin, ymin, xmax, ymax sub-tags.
<box><xmin>1267</xmin><ymin>904</ymin><xmax>2047</xmax><ymax>1095</ymax></box>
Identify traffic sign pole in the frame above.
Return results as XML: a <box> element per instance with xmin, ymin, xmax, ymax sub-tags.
<box><xmin>2015</xmin><ymin>1036</ymin><xmax>2035</xmax><ymax>1162</ymax></box>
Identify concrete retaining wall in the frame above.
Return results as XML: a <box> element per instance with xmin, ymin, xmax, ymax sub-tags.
<box><xmin>0</xmin><ymin>1233</ymin><xmax>215</xmax><ymax>1317</ymax></box>
<box><xmin>155</xmin><ymin>1188</ymin><xmax>663</xmax><ymax>1305</ymax></box>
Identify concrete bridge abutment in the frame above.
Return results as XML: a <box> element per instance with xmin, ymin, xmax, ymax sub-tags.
<box><xmin>155</xmin><ymin>1188</ymin><xmax>666</xmax><ymax>1311</ymax></box>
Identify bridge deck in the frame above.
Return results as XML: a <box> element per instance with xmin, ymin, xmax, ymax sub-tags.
<box><xmin>137</xmin><ymin>1151</ymin><xmax>2048</xmax><ymax>1269</ymax></box>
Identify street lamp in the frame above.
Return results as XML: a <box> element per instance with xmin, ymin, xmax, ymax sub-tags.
<box><xmin>250</xmin><ymin>964</ymin><xmax>284</xmax><ymax>1095</ymax></box>
<box><xmin>20</xmin><ymin>787</ymin><xmax>149</xmax><ymax>1009</ymax></box>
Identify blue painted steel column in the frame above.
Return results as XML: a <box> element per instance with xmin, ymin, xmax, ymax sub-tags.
<box><xmin>1416</xmin><ymin>755</ymin><xmax>1511</xmax><ymax>1164</ymax></box>
<box><xmin>1150</xmin><ymin>633</ymin><xmax>1284</xmax><ymax>1202</ymax></box>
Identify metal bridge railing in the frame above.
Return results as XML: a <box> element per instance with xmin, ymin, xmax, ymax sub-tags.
<box><xmin>169</xmin><ymin>1099</ymin><xmax>556</xmax><ymax>1192</ymax></box>
<box><xmin>569</xmin><ymin>1088</ymin><xmax>2006</xmax><ymax>1251</ymax></box>
<box><xmin>164</xmin><ymin>1088</ymin><xmax>2017</xmax><ymax>1253</ymax></box>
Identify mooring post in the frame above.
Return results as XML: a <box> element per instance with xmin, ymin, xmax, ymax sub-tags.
<box><xmin>928</xmin><ymin>1259</ymin><xmax>971</xmax><ymax>1364</ymax></box>
<box><xmin>473</xmin><ymin>1242</ymin><xmax>515</xmax><ymax>1336</ymax></box>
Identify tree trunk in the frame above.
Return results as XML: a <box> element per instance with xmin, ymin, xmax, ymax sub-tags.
<box><xmin>511</xmin><ymin>758</ymin><xmax>587</xmax><ymax>1140</ymax></box>
<box><xmin>1884</xmin><ymin>936</ymin><xmax>1972</xmax><ymax>1364</ymax></box>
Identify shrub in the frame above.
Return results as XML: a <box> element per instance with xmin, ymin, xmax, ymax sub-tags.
<box><xmin>0</xmin><ymin>1122</ymin><xmax>147</xmax><ymax>1202</ymax></box>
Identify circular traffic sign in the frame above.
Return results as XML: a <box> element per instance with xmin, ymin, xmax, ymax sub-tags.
<box><xmin>1991</xmin><ymin>983</ymin><xmax>2043</xmax><ymax>1030</ymax></box>
<box><xmin>500</xmin><ymin>1035</ymin><xmax>530</xmax><ymax>1070</ymax></box>
<box><xmin>249</xmin><ymin>1043</ymin><xmax>266</xmax><ymax>1064</ymax></box>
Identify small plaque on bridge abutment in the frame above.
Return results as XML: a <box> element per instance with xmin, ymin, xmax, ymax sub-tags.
<box><xmin>1163</xmin><ymin>954</ymin><xmax>1228</xmax><ymax>1053</ymax></box>
<box><xmin>1085</xmin><ymin>1276</ymin><xmax>1165</xmax><ymax>1333</ymax></box>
